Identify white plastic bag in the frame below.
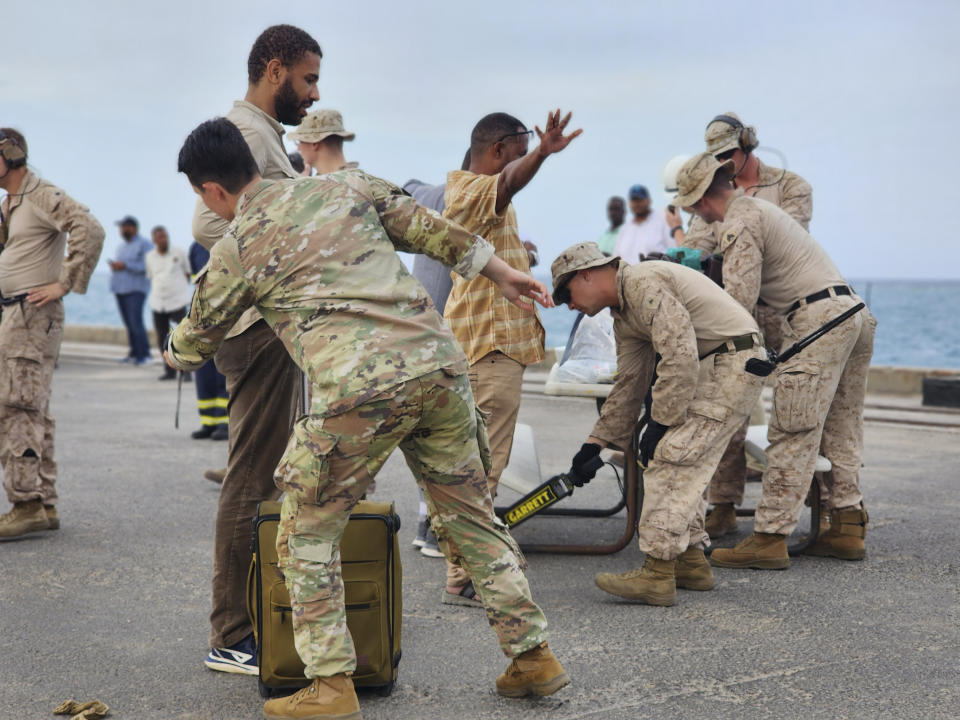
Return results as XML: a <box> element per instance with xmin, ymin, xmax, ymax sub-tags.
<box><xmin>553</xmin><ymin>309</ymin><xmax>617</xmax><ymax>384</ymax></box>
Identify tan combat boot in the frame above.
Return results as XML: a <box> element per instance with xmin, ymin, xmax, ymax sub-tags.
<box><xmin>804</xmin><ymin>507</ymin><xmax>868</xmax><ymax>560</ymax></box>
<box><xmin>704</xmin><ymin>503</ymin><xmax>738</xmax><ymax>539</ymax></box>
<box><xmin>710</xmin><ymin>532</ymin><xmax>790</xmax><ymax>569</ymax></box>
<box><xmin>0</xmin><ymin>500</ymin><xmax>49</xmax><ymax>539</ymax></box>
<box><xmin>595</xmin><ymin>555</ymin><xmax>677</xmax><ymax>605</ymax></box>
<box><xmin>263</xmin><ymin>675</ymin><xmax>361</xmax><ymax>720</ymax></box>
<box><xmin>495</xmin><ymin>642</ymin><xmax>570</xmax><ymax>698</ymax></box>
<box><xmin>675</xmin><ymin>547</ymin><xmax>715</xmax><ymax>591</ymax></box>
<box><xmin>44</xmin><ymin>505</ymin><xmax>60</xmax><ymax>531</ymax></box>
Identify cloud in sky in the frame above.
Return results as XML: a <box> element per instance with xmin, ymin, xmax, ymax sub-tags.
<box><xmin>3</xmin><ymin>0</ymin><xmax>959</xmax><ymax>279</ymax></box>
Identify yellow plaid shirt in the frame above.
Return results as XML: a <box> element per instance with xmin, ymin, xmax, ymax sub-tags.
<box><xmin>442</xmin><ymin>170</ymin><xmax>545</xmax><ymax>366</ymax></box>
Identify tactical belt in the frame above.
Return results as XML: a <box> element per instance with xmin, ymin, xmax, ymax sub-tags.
<box><xmin>0</xmin><ymin>293</ymin><xmax>27</xmax><ymax>307</ymax></box>
<box><xmin>701</xmin><ymin>333</ymin><xmax>761</xmax><ymax>360</ymax></box>
<box><xmin>788</xmin><ymin>285</ymin><xmax>851</xmax><ymax>314</ymax></box>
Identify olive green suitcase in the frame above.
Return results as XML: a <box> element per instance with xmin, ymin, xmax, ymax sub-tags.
<box><xmin>248</xmin><ymin>500</ymin><xmax>402</xmax><ymax>697</ymax></box>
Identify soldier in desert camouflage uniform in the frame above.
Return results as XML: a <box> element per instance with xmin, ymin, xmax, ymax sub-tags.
<box><xmin>165</xmin><ymin>119</ymin><xmax>569</xmax><ymax>719</ymax></box>
<box><xmin>673</xmin><ymin>153</ymin><xmax>875</xmax><ymax>570</ymax></box>
<box><xmin>552</xmin><ymin>243</ymin><xmax>766</xmax><ymax>607</ymax></box>
<box><xmin>672</xmin><ymin>113</ymin><xmax>816</xmax><ymax>538</ymax></box>
<box><xmin>0</xmin><ymin>128</ymin><xmax>104</xmax><ymax>539</ymax></box>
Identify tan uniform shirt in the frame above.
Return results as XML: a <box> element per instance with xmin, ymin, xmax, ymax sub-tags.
<box><xmin>718</xmin><ymin>191</ymin><xmax>846</xmax><ymax>314</ymax></box>
<box><xmin>442</xmin><ymin>170</ymin><xmax>545</xmax><ymax>366</ymax></box>
<box><xmin>0</xmin><ymin>170</ymin><xmax>104</xmax><ymax>297</ymax></box>
<box><xmin>591</xmin><ymin>261</ymin><xmax>759</xmax><ymax>449</ymax></box>
<box><xmin>682</xmin><ymin>160</ymin><xmax>813</xmax><ymax>252</ymax></box>
<box><xmin>190</xmin><ymin>100</ymin><xmax>298</xmax><ymax>339</ymax></box>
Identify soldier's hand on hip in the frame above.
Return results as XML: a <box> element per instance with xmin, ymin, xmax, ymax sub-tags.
<box><xmin>26</xmin><ymin>282</ymin><xmax>67</xmax><ymax>307</ymax></box>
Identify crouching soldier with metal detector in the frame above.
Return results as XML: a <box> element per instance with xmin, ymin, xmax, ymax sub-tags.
<box><xmin>551</xmin><ymin>243</ymin><xmax>766</xmax><ymax>606</ymax></box>
<box><xmin>674</xmin><ymin>152</ymin><xmax>876</xmax><ymax>569</ymax></box>
<box><xmin>166</xmin><ymin>119</ymin><xmax>569</xmax><ymax>720</ymax></box>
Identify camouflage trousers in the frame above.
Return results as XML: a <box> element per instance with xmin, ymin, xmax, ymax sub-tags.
<box><xmin>755</xmin><ymin>296</ymin><xmax>876</xmax><ymax>535</ymax></box>
<box><xmin>0</xmin><ymin>300</ymin><xmax>63</xmax><ymax>505</ymax></box>
<box><xmin>275</xmin><ymin>368</ymin><xmax>548</xmax><ymax>679</ymax></box>
<box><xmin>639</xmin><ymin>345</ymin><xmax>765</xmax><ymax>560</ymax></box>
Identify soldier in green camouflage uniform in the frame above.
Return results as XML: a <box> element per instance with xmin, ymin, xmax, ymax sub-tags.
<box><xmin>166</xmin><ymin>119</ymin><xmax>568</xmax><ymax>717</ymax></box>
<box><xmin>0</xmin><ymin>128</ymin><xmax>104</xmax><ymax>538</ymax></box>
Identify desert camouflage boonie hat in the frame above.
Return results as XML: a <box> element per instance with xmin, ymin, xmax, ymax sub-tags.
<box><xmin>287</xmin><ymin>109</ymin><xmax>356</xmax><ymax>143</ymax></box>
<box><xmin>704</xmin><ymin>111</ymin><xmax>744</xmax><ymax>155</ymax></box>
<box><xmin>551</xmin><ymin>242</ymin><xmax>619</xmax><ymax>305</ymax></box>
<box><xmin>673</xmin><ymin>152</ymin><xmax>734</xmax><ymax>208</ymax></box>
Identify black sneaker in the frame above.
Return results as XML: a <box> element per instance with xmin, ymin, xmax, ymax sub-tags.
<box><xmin>191</xmin><ymin>426</ymin><xmax>215</xmax><ymax>440</ymax></box>
<box><xmin>204</xmin><ymin>633</ymin><xmax>258</xmax><ymax>675</ymax></box>
<box><xmin>210</xmin><ymin>425</ymin><xmax>229</xmax><ymax>441</ymax></box>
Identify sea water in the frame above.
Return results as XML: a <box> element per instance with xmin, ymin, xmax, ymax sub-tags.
<box><xmin>64</xmin><ymin>275</ymin><xmax>960</xmax><ymax>370</ymax></box>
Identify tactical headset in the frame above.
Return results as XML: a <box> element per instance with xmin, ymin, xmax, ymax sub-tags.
<box><xmin>708</xmin><ymin>114</ymin><xmax>759</xmax><ymax>154</ymax></box>
<box><xmin>0</xmin><ymin>130</ymin><xmax>27</xmax><ymax>169</ymax></box>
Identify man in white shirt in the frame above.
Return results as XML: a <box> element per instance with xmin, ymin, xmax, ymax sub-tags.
<box><xmin>145</xmin><ymin>225</ymin><xmax>192</xmax><ymax>380</ymax></box>
<box><xmin>613</xmin><ymin>184</ymin><xmax>675</xmax><ymax>262</ymax></box>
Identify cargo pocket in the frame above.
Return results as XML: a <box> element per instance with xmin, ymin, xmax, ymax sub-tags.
<box><xmin>474</xmin><ymin>404</ymin><xmax>493</xmax><ymax>475</ymax></box>
<box><xmin>774</xmin><ymin>360</ymin><xmax>821</xmax><ymax>432</ymax></box>
<box><xmin>6</xmin><ymin>355</ymin><xmax>44</xmax><ymax>411</ymax></box>
<box><xmin>274</xmin><ymin>417</ymin><xmax>340</xmax><ymax>504</ymax></box>
<box><xmin>656</xmin><ymin>400</ymin><xmax>731</xmax><ymax>466</ymax></box>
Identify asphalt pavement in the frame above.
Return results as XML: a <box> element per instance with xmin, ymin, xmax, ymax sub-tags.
<box><xmin>1</xmin><ymin>356</ymin><xmax>958</xmax><ymax>720</ymax></box>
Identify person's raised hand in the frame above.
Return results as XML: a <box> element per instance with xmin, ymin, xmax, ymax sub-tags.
<box><xmin>534</xmin><ymin>109</ymin><xmax>582</xmax><ymax>158</ymax></box>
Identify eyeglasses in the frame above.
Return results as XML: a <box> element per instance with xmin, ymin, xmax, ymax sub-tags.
<box><xmin>497</xmin><ymin>129</ymin><xmax>534</xmax><ymax>144</ymax></box>
<box><xmin>715</xmin><ymin>149</ymin><xmax>737</xmax><ymax>161</ymax></box>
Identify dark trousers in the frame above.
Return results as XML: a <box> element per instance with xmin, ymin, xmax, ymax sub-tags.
<box><xmin>194</xmin><ymin>359</ymin><xmax>228</xmax><ymax>427</ymax></box>
<box><xmin>115</xmin><ymin>292</ymin><xmax>150</xmax><ymax>360</ymax></box>
<box><xmin>153</xmin><ymin>307</ymin><xmax>187</xmax><ymax>376</ymax></box>
<box><xmin>209</xmin><ymin>319</ymin><xmax>299</xmax><ymax>648</ymax></box>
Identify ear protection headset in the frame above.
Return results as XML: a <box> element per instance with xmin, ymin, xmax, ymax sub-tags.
<box><xmin>708</xmin><ymin>114</ymin><xmax>759</xmax><ymax>154</ymax></box>
<box><xmin>0</xmin><ymin>130</ymin><xmax>26</xmax><ymax>168</ymax></box>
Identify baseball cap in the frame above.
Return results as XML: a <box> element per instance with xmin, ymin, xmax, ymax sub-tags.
<box><xmin>550</xmin><ymin>242</ymin><xmax>619</xmax><ymax>305</ymax></box>
<box><xmin>628</xmin><ymin>184</ymin><xmax>649</xmax><ymax>200</ymax></box>
<box><xmin>115</xmin><ymin>215</ymin><xmax>138</xmax><ymax>227</ymax></box>
<box><xmin>287</xmin><ymin>109</ymin><xmax>356</xmax><ymax>143</ymax></box>
<box><xmin>672</xmin><ymin>153</ymin><xmax>734</xmax><ymax>208</ymax></box>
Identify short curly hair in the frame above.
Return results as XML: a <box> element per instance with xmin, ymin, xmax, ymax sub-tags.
<box><xmin>247</xmin><ymin>24</ymin><xmax>322</xmax><ymax>84</ymax></box>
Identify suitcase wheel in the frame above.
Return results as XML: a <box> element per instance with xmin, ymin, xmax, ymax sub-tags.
<box><xmin>258</xmin><ymin>678</ymin><xmax>271</xmax><ymax>698</ymax></box>
<box><xmin>375</xmin><ymin>680</ymin><xmax>394</xmax><ymax>697</ymax></box>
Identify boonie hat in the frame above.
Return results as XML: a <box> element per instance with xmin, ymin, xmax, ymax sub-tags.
<box><xmin>115</xmin><ymin>215</ymin><xmax>138</xmax><ymax>227</ymax></box>
<box><xmin>704</xmin><ymin>111</ymin><xmax>744</xmax><ymax>155</ymax></box>
<box><xmin>551</xmin><ymin>242</ymin><xmax>619</xmax><ymax>305</ymax></box>
<box><xmin>673</xmin><ymin>152</ymin><xmax>734</xmax><ymax>208</ymax></box>
<box><xmin>287</xmin><ymin>109</ymin><xmax>355</xmax><ymax>143</ymax></box>
<box><xmin>628</xmin><ymin>184</ymin><xmax>649</xmax><ymax>199</ymax></box>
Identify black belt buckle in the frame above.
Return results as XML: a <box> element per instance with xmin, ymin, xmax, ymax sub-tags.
<box><xmin>0</xmin><ymin>293</ymin><xmax>27</xmax><ymax>307</ymax></box>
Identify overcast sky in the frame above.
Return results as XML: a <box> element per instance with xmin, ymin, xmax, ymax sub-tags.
<box><xmin>4</xmin><ymin>0</ymin><xmax>959</xmax><ymax>280</ymax></box>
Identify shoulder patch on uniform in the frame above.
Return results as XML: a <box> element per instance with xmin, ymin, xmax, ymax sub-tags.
<box><xmin>718</xmin><ymin>218</ymin><xmax>745</xmax><ymax>253</ymax></box>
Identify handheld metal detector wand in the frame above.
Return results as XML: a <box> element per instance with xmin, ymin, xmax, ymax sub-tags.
<box><xmin>745</xmin><ymin>302</ymin><xmax>866</xmax><ymax>377</ymax></box>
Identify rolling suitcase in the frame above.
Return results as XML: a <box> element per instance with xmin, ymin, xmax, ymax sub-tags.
<box><xmin>248</xmin><ymin>499</ymin><xmax>402</xmax><ymax>698</ymax></box>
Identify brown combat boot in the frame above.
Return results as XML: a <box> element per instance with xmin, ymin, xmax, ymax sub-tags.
<box><xmin>704</xmin><ymin>503</ymin><xmax>738</xmax><ymax>539</ymax></box>
<box><xmin>495</xmin><ymin>642</ymin><xmax>570</xmax><ymax>698</ymax></box>
<box><xmin>804</xmin><ymin>507</ymin><xmax>868</xmax><ymax>560</ymax></box>
<box><xmin>0</xmin><ymin>500</ymin><xmax>49</xmax><ymax>539</ymax></box>
<box><xmin>710</xmin><ymin>532</ymin><xmax>790</xmax><ymax>569</ymax></box>
<box><xmin>675</xmin><ymin>547</ymin><xmax>715</xmax><ymax>591</ymax></box>
<box><xmin>44</xmin><ymin>505</ymin><xmax>59</xmax><ymax>530</ymax></box>
<box><xmin>595</xmin><ymin>555</ymin><xmax>676</xmax><ymax>605</ymax></box>
<box><xmin>263</xmin><ymin>675</ymin><xmax>360</xmax><ymax>720</ymax></box>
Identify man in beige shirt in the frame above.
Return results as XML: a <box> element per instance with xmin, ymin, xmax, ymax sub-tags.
<box><xmin>190</xmin><ymin>24</ymin><xmax>321</xmax><ymax>676</ymax></box>
<box><xmin>553</xmin><ymin>243</ymin><xmax>765</xmax><ymax>607</ymax></box>
<box><xmin>0</xmin><ymin>128</ymin><xmax>104</xmax><ymax>538</ymax></box>
<box><xmin>674</xmin><ymin>153</ymin><xmax>875</xmax><ymax>570</ymax></box>
<box><xmin>671</xmin><ymin>112</ymin><xmax>816</xmax><ymax>538</ymax></box>
<box><xmin>440</xmin><ymin>109</ymin><xmax>581</xmax><ymax>606</ymax></box>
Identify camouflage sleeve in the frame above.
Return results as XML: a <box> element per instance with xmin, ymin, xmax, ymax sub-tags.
<box><xmin>363</xmin><ymin>173</ymin><xmax>495</xmax><ymax>280</ymax></box>
<box><xmin>167</xmin><ymin>233</ymin><xmax>256</xmax><ymax>370</ymax></box>
<box><xmin>31</xmin><ymin>183</ymin><xmax>105</xmax><ymax>294</ymax></box>
<box><xmin>679</xmin><ymin>215</ymin><xmax>718</xmax><ymax>252</ymax></box>
<box><xmin>590</xmin><ymin>323</ymin><xmax>655</xmax><ymax>450</ymax></box>
<box><xmin>779</xmin><ymin>171</ymin><xmax>813</xmax><ymax>230</ymax></box>
<box><xmin>718</xmin><ymin>218</ymin><xmax>763</xmax><ymax>313</ymax></box>
<box><xmin>642</xmin><ymin>287</ymin><xmax>701</xmax><ymax>427</ymax></box>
